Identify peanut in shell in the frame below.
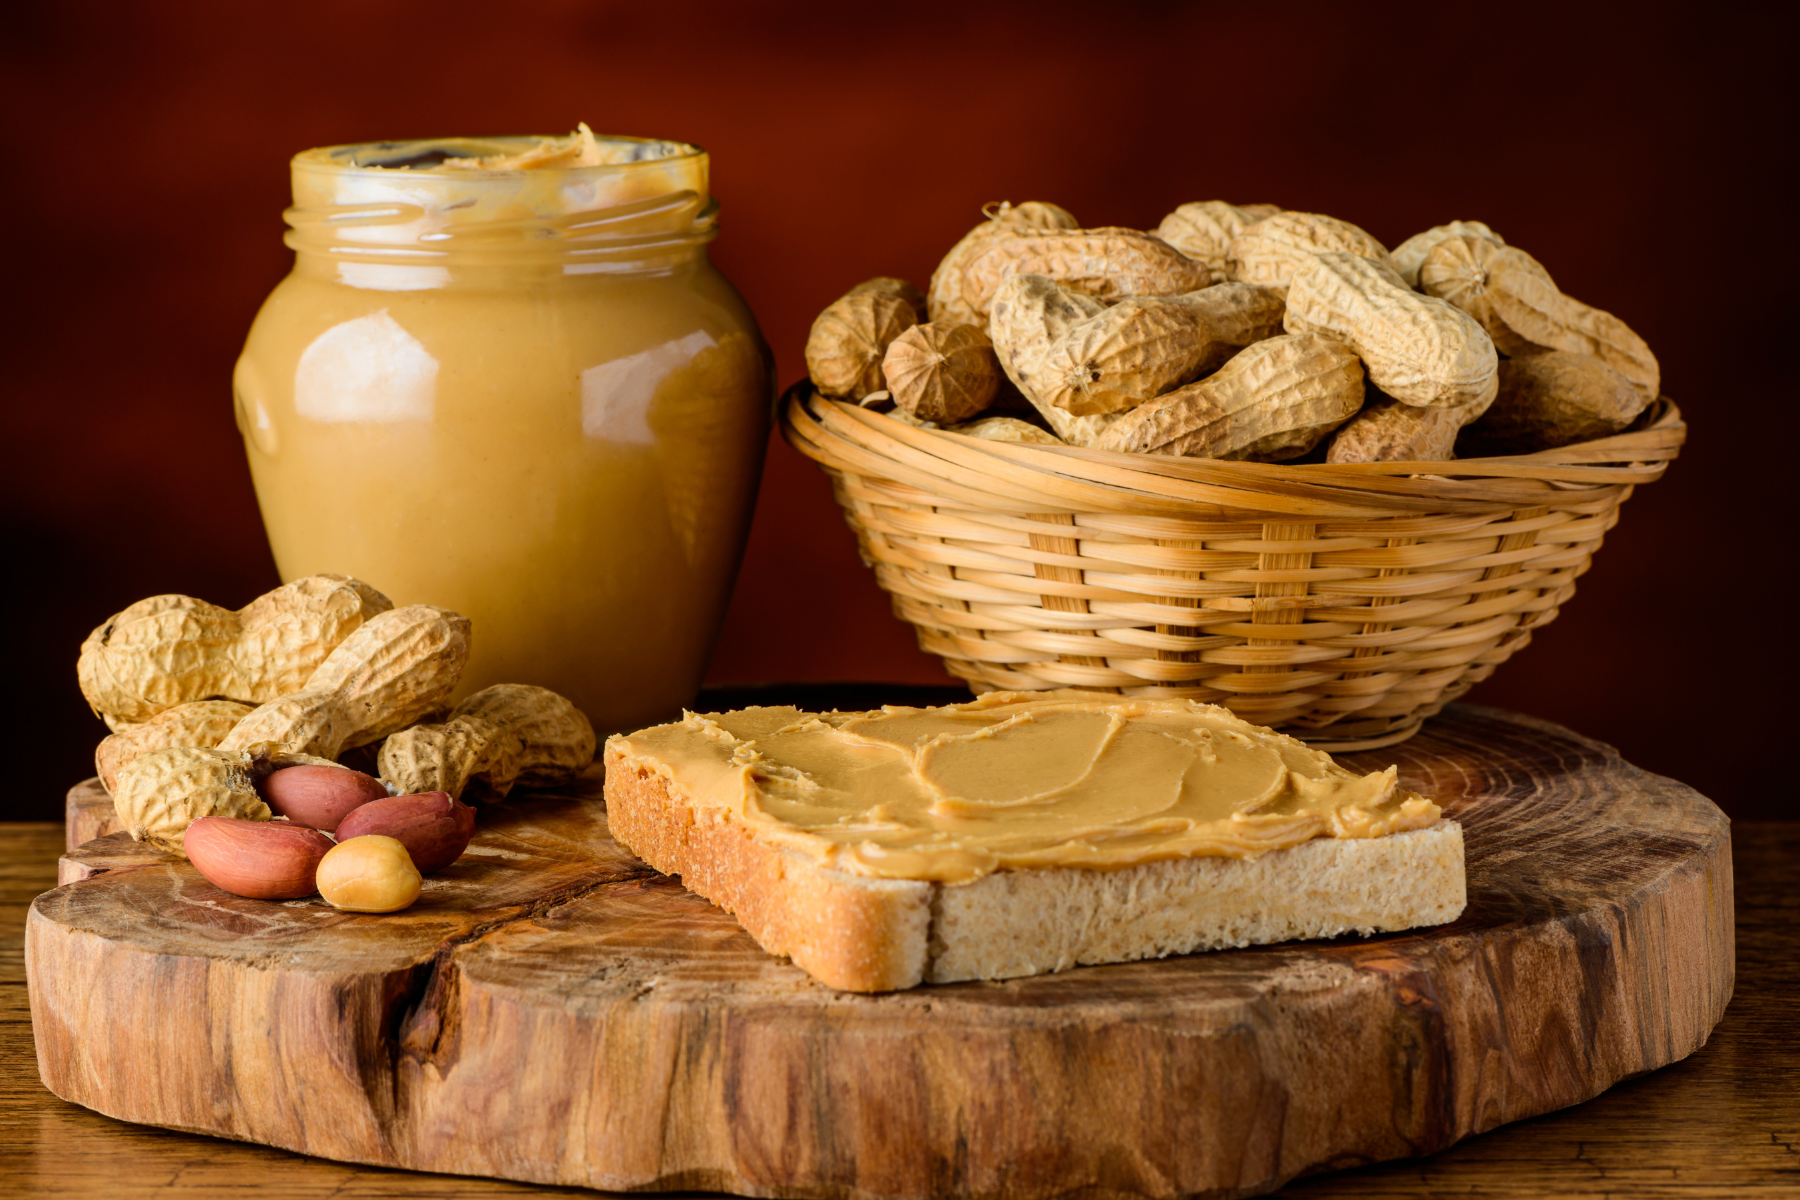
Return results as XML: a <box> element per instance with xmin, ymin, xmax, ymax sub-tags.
<box><xmin>1170</xmin><ymin>282</ymin><xmax>1287</xmax><ymax>375</ymax></box>
<box><xmin>1037</xmin><ymin>408</ymin><xmax>1122</xmax><ymax>447</ymax></box>
<box><xmin>1036</xmin><ymin>296</ymin><xmax>1217</xmax><ymax>416</ymax></box>
<box><xmin>848</xmin><ymin>276</ymin><xmax>927</xmax><ymax>322</ymax></box>
<box><xmin>1415</xmin><ymin>236</ymin><xmax>1536</xmax><ymax>351</ymax></box>
<box><xmin>986</xmin><ymin>275</ymin><xmax>1123</xmax><ymax>447</ymax></box>
<box><xmin>960</xmin><ymin>227</ymin><xmax>1211</xmax><ymax>323</ymax></box>
<box><xmin>78</xmin><ymin>574</ymin><xmax>393</xmax><ymax>731</ymax></box>
<box><xmin>1285</xmin><ymin>252</ymin><xmax>1498</xmax><ymax>411</ymax></box>
<box><xmin>1419</xmin><ymin>236</ymin><xmax>1659</xmax><ymax>404</ymax></box>
<box><xmin>1224</xmin><ymin>212</ymin><xmax>1391</xmax><ymax>298</ymax></box>
<box><xmin>1466</xmin><ymin>348</ymin><xmax>1647</xmax><ymax>453</ymax></box>
<box><xmin>113</xmin><ymin>741</ymin><xmax>342</xmax><ymax>855</ymax></box>
<box><xmin>1389</xmin><ymin>220</ymin><xmax>1504</xmax><ymax>288</ymax></box>
<box><xmin>987</xmin><ymin>275</ymin><xmax>1106</xmax><ymax>411</ymax></box>
<box><xmin>948</xmin><ymin>416</ymin><xmax>1065</xmax><ymax>445</ymax></box>
<box><xmin>1155</xmin><ymin>201</ymin><xmax>1283</xmax><ymax>276</ymax></box>
<box><xmin>1096</xmin><ymin>333</ymin><xmax>1365</xmax><ymax>460</ymax></box>
<box><xmin>805</xmin><ymin>287</ymin><xmax>920</xmax><ymax>400</ymax></box>
<box><xmin>379</xmin><ymin>683</ymin><xmax>596</xmax><ymax>801</ymax></box>
<box><xmin>1031</xmin><ymin>283</ymin><xmax>1285</xmax><ymax>418</ymax></box>
<box><xmin>927</xmin><ymin>201</ymin><xmax>1079</xmax><ymax>326</ymax></box>
<box><xmin>218</xmin><ymin>605</ymin><xmax>473</xmax><ymax>760</ymax></box>
<box><xmin>883</xmin><ymin>322</ymin><xmax>1002</xmax><ymax>424</ymax></box>
<box><xmin>1326</xmin><ymin>394</ymin><xmax>1466</xmax><ymax>463</ymax></box>
<box><xmin>95</xmin><ymin>698</ymin><xmax>254</xmax><ymax>794</ymax></box>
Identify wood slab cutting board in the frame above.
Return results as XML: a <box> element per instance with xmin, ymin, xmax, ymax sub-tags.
<box><xmin>28</xmin><ymin>705</ymin><xmax>1733</xmax><ymax>1200</ymax></box>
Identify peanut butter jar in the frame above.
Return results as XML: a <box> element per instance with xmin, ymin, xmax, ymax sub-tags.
<box><xmin>234</xmin><ymin>130</ymin><xmax>772</xmax><ymax>735</ymax></box>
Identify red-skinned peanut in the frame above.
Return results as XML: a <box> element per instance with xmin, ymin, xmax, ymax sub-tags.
<box><xmin>333</xmin><ymin>791</ymin><xmax>475</xmax><ymax>873</ymax></box>
<box><xmin>258</xmin><ymin>764</ymin><xmax>389</xmax><ymax>832</ymax></box>
<box><xmin>182</xmin><ymin>816</ymin><xmax>334</xmax><ymax>899</ymax></box>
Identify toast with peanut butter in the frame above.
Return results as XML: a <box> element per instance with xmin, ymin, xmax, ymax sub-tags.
<box><xmin>603</xmin><ymin>691</ymin><xmax>1465</xmax><ymax>992</ymax></box>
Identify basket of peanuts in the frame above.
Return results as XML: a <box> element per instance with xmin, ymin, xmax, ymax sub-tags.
<box><xmin>780</xmin><ymin>201</ymin><xmax>1682</xmax><ymax>748</ymax></box>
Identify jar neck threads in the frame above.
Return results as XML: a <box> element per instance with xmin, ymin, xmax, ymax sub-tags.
<box><xmin>285</xmin><ymin>136</ymin><xmax>717</xmax><ymax>282</ymax></box>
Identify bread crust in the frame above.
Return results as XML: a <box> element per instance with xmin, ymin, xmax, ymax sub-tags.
<box><xmin>603</xmin><ymin>739</ymin><xmax>1467</xmax><ymax>993</ymax></box>
<box><xmin>603</xmin><ymin>743</ymin><xmax>929</xmax><ymax>991</ymax></box>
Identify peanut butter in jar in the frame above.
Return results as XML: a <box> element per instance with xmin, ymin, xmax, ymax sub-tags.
<box><xmin>234</xmin><ymin>128</ymin><xmax>772</xmax><ymax>736</ymax></box>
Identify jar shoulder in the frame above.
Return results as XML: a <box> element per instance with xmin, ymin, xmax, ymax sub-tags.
<box><xmin>235</xmin><ymin>257</ymin><xmax>771</xmax><ymax>438</ymax></box>
<box><xmin>249</xmin><ymin>260</ymin><xmax>760</xmax><ymax>356</ymax></box>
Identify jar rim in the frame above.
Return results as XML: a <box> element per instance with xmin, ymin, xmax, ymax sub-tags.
<box><xmin>293</xmin><ymin>133</ymin><xmax>705</xmax><ymax>178</ymax></box>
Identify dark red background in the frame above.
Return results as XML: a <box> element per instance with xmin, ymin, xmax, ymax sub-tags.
<box><xmin>1</xmin><ymin>1</ymin><xmax>1790</xmax><ymax>821</ymax></box>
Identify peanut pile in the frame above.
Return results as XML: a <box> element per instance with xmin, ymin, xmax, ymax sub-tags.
<box><xmin>77</xmin><ymin>575</ymin><xmax>597</xmax><ymax>910</ymax></box>
<box><xmin>804</xmin><ymin>202</ymin><xmax>1661</xmax><ymax>462</ymax></box>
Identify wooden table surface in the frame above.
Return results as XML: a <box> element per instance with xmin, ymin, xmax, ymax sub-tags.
<box><xmin>4</xmin><ymin>818</ymin><xmax>1796</xmax><ymax>1198</ymax></box>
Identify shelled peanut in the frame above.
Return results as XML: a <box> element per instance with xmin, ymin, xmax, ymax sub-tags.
<box><xmin>800</xmin><ymin>198</ymin><xmax>1662</xmax><ymax>465</ymax></box>
<box><xmin>121</xmin><ymin>738</ymin><xmax>475</xmax><ymax>906</ymax></box>
<box><xmin>316</xmin><ymin>836</ymin><xmax>423</xmax><ymax>913</ymax></box>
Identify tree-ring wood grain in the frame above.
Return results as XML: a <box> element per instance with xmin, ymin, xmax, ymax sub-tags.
<box><xmin>63</xmin><ymin>778</ymin><xmax>118</xmax><ymax>858</ymax></box>
<box><xmin>28</xmin><ymin>706</ymin><xmax>1732</xmax><ymax>1200</ymax></box>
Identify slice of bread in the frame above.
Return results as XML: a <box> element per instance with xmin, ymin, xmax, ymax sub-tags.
<box><xmin>603</xmin><ymin>713</ymin><xmax>1466</xmax><ymax>992</ymax></box>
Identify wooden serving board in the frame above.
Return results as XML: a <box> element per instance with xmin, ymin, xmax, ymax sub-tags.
<box><xmin>27</xmin><ymin>706</ymin><xmax>1733</xmax><ymax>1200</ymax></box>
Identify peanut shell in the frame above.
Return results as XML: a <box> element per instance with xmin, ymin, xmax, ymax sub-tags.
<box><xmin>1036</xmin><ymin>409</ymin><xmax>1121</xmax><ymax>447</ymax></box>
<box><xmin>847</xmin><ymin>276</ymin><xmax>927</xmax><ymax>322</ymax></box>
<box><xmin>1170</xmin><ymin>283</ymin><xmax>1288</xmax><ymax>375</ymax></box>
<box><xmin>1032</xmin><ymin>284</ymin><xmax>1282</xmax><ymax>418</ymax></box>
<box><xmin>1155</xmin><ymin>201</ymin><xmax>1283</xmax><ymax>275</ymax></box>
<box><xmin>1466</xmin><ymin>348</ymin><xmax>1647</xmax><ymax>453</ymax></box>
<box><xmin>1419</xmin><ymin>237</ymin><xmax>1659</xmax><ymax>403</ymax></box>
<box><xmin>985</xmin><ymin>274</ymin><xmax>1116</xmax><ymax>446</ymax></box>
<box><xmin>960</xmin><ymin>228</ymin><xmax>1212</xmax><ymax>323</ymax></box>
<box><xmin>378</xmin><ymin>683</ymin><xmax>595</xmax><ymax>801</ymax></box>
<box><xmin>883</xmin><ymin>322</ymin><xmax>1002</xmax><ymax>424</ymax></box>
<box><xmin>1096</xmin><ymin>333</ymin><xmax>1365</xmax><ymax>460</ymax></box>
<box><xmin>805</xmin><ymin>288</ymin><xmax>920</xmax><ymax>400</ymax></box>
<box><xmin>987</xmin><ymin>274</ymin><xmax>1109</xmax><ymax>396</ymax></box>
<box><xmin>218</xmin><ymin>605</ymin><xmax>472</xmax><ymax>760</ymax></box>
<box><xmin>1285</xmin><ymin>252</ymin><xmax>1498</xmax><ymax>410</ymax></box>
<box><xmin>1415</xmin><ymin>236</ymin><xmax>1536</xmax><ymax>350</ymax></box>
<box><xmin>1224</xmin><ymin>212</ymin><xmax>1392</xmax><ymax>298</ymax></box>
<box><xmin>95</xmin><ymin>698</ymin><xmax>254</xmax><ymax>794</ymax></box>
<box><xmin>928</xmin><ymin>201</ymin><xmax>1080</xmax><ymax>326</ymax></box>
<box><xmin>880</xmin><ymin>403</ymin><xmax>939</xmax><ymax>430</ymax></box>
<box><xmin>948</xmin><ymin>416</ymin><xmax>1065</xmax><ymax>445</ymax></box>
<box><xmin>1326</xmin><ymin>394</ymin><xmax>1466</xmax><ymax>463</ymax></box>
<box><xmin>113</xmin><ymin>742</ymin><xmax>341</xmax><ymax>854</ymax></box>
<box><xmin>78</xmin><ymin>574</ymin><xmax>393</xmax><ymax>730</ymax></box>
<box><xmin>1389</xmin><ymin>221</ymin><xmax>1505</xmax><ymax>288</ymax></box>
<box><xmin>1036</xmin><ymin>296</ymin><xmax>1218</xmax><ymax>416</ymax></box>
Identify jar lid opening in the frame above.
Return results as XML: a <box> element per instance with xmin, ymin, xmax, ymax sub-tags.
<box><xmin>302</xmin><ymin>132</ymin><xmax>702</xmax><ymax>175</ymax></box>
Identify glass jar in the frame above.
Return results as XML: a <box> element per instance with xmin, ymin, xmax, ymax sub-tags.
<box><xmin>234</xmin><ymin>134</ymin><xmax>772</xmax><ymax>736</ymax></box>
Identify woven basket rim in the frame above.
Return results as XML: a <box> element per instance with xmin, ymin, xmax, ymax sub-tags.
<box><xmin>781</xmin><ymin>383</ymin><xmax>1683</xmax><ymax>519</ymax></box>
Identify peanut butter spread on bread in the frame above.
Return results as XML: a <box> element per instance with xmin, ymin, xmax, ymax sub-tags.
<box><xmin>611</xmin><ymin>691</ymin><xmax>1440</xmax><ymax>883</ymax></box>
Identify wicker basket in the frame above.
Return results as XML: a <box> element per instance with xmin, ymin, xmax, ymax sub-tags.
<box><xmin>781</xmin><ymin>385</ymin><xmax>1684</xmax><ymax>750</ymax></box>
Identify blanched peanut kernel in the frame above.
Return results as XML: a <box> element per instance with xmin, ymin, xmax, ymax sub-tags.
<box><xmin>316</xmin><ymin>835</ymin><xmax>421</xmax><ymax>913</ymax></box>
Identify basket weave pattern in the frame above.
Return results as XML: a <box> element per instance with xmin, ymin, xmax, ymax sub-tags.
<box><xmin>783</xmin><ymin>387</ymin><xmax>1684</xmax><ymax>749</ymax></box>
